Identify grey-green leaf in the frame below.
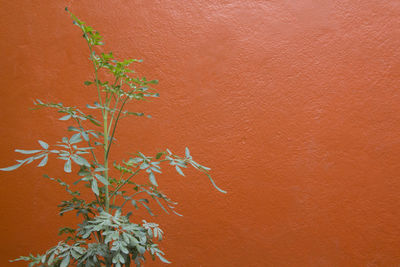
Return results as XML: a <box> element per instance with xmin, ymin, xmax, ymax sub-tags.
<box><xmin>95</xmin><ymin>174</ymin><xmax>109</xmax><ymax>185</ymax></box>
<box><xmin>60</xmin><ymin>255</ymin><xmax>70</xmax><ymax>267</ymax></box>
<box><xmin>38</xmin><ymin>140</ymin><xmax>49</xmax><ymax>149</ymax></box>
<box><xmin>64</xmin><ymin>159</ymin><xmax>72</xmax><ymax>173</ymax></box>
<box><xmin>149</xmin><ymin>172</ymin><xmax>158</xmax><ymax>186</ymax></box>
<box><xmin>59</xmin><ymin>114</ymin><xmax>72</xmax><ymax>121</ymax></box>
<box><xmin>0</xmin><ymin>163</ymin><xmax>23</xmax><ymax>171</ymax></box>
<box><xmin>69</xmin><ymin>134</ymin><xmax>82</xmax><ymax>144</ymax></box>
<box><xmin>175</xmin><ymin>166</ymin><xmax>185</xmax><ymax>176</ymax></box>
<box><xmin>71</xmin><ymin>154</ymin><xmax>90</xmax><ymax>167</ymax></box>
<box><xmin>91</xmin><ymin>179</ymin><xmax>99</xmax><ymax>195</ymax></box>
<box><xmin>37</xmin><ymin>155</ymin><xmax>48</xmax><ymax>167</ymax></box>
<box><xmin>157</xmin><ymin>253</ymin><xmax>171</xmax><ymax>264</ymax></box>
<box><xmin>15</xmin><ymin>149</ymin><xmax>41</xmax><ymax>154</ymax></box>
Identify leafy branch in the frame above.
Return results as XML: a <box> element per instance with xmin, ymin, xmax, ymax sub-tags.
<box><xmin>1</xmin><ymin>8</ymin><xmax>226</xmax><ymax>267</ymax></box>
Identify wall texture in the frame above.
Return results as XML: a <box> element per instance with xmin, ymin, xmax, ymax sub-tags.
<box><xmin>1</xmin><ymin>0</ymin><xmax>400</xmax><ymax>266</ymax></box>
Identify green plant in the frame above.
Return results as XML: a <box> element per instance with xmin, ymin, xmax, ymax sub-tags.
<box><xmin>2</xmin><ymin>9</ymin><xmax>225</xmax><ymax>267</ymax></box>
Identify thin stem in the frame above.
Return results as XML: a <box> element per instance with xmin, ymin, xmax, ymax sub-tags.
<box><xmin>109</xmin><ymin>169</ymin><xmax>140</xmax><ymax>198</ymax></box>
<box><xmin>83</xmin><ymin>38</ymin><xmax>112</xmax><ymax>212</ymax></box>
<box><xmin>86</xmin><ymin>42</ymin><xmax>104</xmax><ymax>118</ymax></box>
<box><xmin>75</xmin><ymin>118</ymin><xmax>99</xmax><ymax>164</ymax></box>
<box><xmin>107</xmin><ymin>95</ymin><xmax>120</xmax><ymax>137</ymax></box>
<box><xmin>73</xmin><ymin>118</ymin><xmax>105</xmax><ymax>210</ymax></box>
<box><xmin>105</xmin><ymin>96</ymin><xmax>129</xmax><ymax>161</ymax></box>
<box><xmin>120</xmin><ymin>190</ymin><xmax>145</xmax><ymax>208</ymax></box>
<box><xmin>103</xmin><ymin>107</ymin><xmax>110</xmax><ymax>212</ymax></box>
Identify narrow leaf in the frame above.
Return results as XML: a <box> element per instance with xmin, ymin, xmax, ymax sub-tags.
<box><xmin>37</xmin><ymin>155</ymin><xmax>48</xmax><ymax>167</ymax></box>
<box><xmin>154</xmin><ymin>197</ymin><xmax>169</xmax><ymax>215</ymax></box>
<box><xmin>95</xmin><ymin>174</ymin><xmax>109</xmax><ymax>185</ymax></box>
<box><xmin>81</xmin><ymin>131</ymin><xmax>89</xmax><ymax>141</ymax></box>
<box><xmin>71</xmin><ymin>154</ymin><xmax>91</xmax><ymax>167</ymax></box>
<box><xmin>94</xmin><ymin>166</ymin><xmax>107</xmax><ymax>172</ymax></box>
<box><xmin>200</xmin><ymin>165</ymin><xmax>211</xmax><ymax>171</ymax></box>
<box><xmin>140</xmin><ymin>202</ymin><xmax>154</xmax><ymax>216</ymax></box>
<box><xmin>64</xmin><ymin>159</ymin><xmax>72</xmax><ymax>173</ymax></box>
<box><xmin>156</xmin><ymin>253</ymin><xmax>171</xmax><ymax>264</ymax></box>
<box><xmin>91</xmin><ymin>179</ymin><xmax>99</xmax><ymax>195</ymax></box>
<box><xmin>69</xmin><ymin>134</ymin><xmax>82</xmax><ymax>144</ymax></box>
<box><xmin>60</xmin><ymin>255</ymin><xmax>70</xmax><ymax>267</ymax></box>
<box><xmin>175</xmin><ymin>166</ymin><xmax>185</xmax><ymax>176</ymax></box>
<box><xmin>0</xmin><ymin>163</ymin><xmax>23</xmax><ymax>171</ymax></box>
<box><xmin>15</xmin><ymin>149</ymin><xmax>41</xmax><ymax>154</ymax></box>
<box><xmin>205</xmin><ymin>173</ymin><xmax>227</xmax><ymax>194</ymax></box>
<box><xmin>38</xmin><ymin>140</ymin><xmax>49</xmax><ymax>149</ymax></box>
<box><xmin>149</xmin><ymin>172</ymin><xmax>158</xmax><ymax>186</ymax></box>
<box><xmin>59</xmin><ymin>114</ymin><xmax>72</xmax><ymax>121</ymax></box>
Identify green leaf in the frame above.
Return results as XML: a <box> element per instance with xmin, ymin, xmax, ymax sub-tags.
<box><xmin>38</xmin><ymin>140</ymin><xmax>49</xmax><ymax>149</ymax></box>
<box><xmin>37</xmin><ymin>155</ymin><xmax>48</xmax><ymax>167</ymax></box>
<box><xmin>185</xmin><ymin>147</ymin><xmax>190</xmax><ymax>158</ymax></box>
<box><xmin>15</xmin><ymin>149</ymin><xmax>41</xmax><ymax>154</ymax></box>
<box><xmin>155</xmin><ymin>152</ymin><xmax>164</xmax><ymax>159</ymax></box>
<box><xmin>95</xmin><ymin>174</ymin><xmax>109</xmax><ymax>185</ymax></box>
<box><xmin>149</xmin><ymin>172</ymin><xmax>158</xmax><ymax>186</ymax></box>
<box><xmin>91</xmin><ymin>179</ymin><xmax>99</xmax><ymax>195</ymax></box>
<box><xmin>87</xmin><ymin>116</ymin><xmax>101</xmax><ymax>126</ymax></box>
<box><xmin>64</xmin><ymin>159</ymin><xmax>72</xmax><ymax>173</ymax></box>
<box><xmin>84</xmin><ymin>81</ymin><xmax>93</xmax><ymax>86</ymax></box>
<box><xmin>0</xmin><ymin>163</ymin><xmax>23</xmax><ymax>171</ymax></box>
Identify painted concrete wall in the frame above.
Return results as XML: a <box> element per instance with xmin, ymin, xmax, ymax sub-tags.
<box><xmin>1</xmin><ymin>0</ymin><xmax>400</xmax><ymax>266</ymax></box>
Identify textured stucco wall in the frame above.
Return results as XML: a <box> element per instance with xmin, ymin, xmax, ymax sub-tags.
<box><xmin>1</xmin><ymin>0</ymin><xmax>400</xmax><ymax>266</ymax></box>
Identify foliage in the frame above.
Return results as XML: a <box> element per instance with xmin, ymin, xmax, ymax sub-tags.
<box><xmin>3</xmin><ymin>8</ymin><xmax>225</xmax><ymax>267</ymax></box>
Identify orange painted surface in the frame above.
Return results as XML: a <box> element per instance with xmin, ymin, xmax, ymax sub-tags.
<box><xmin>1</xmin><ymin>0</ymin><xmax>400</xmax><ymax>266</ymax></box>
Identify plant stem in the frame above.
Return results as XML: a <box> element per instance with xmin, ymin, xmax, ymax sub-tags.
<box><xmin>105</xmin><ymin>96</ymin><xmax>129</xmax><ymax>161</ymax></box>
<box><xmin>120</xmin><ymin>190</ymin><xmax>145</xmax><ymax>208</ymax></box>
<box><xmin>87</xmin><ymin>44</ymin><xmax>104</xmax><ymax>118</ymax></box>
<box><xmin>107</xmin><ymin>95</ymin><xmax>120</xmax><ymax>137</ymax></box>
<box><xmin>107</xmin><ymin>79</ymin><xmax>122</xmax><ymax>137</ymax></box>
<box><xmin>75</xmin><ymin>118</ymin><xmax>99</xmax><ymax>164</ymax></box>
<box><xmin>104</xmin><ymin>106</ymin><xmax>110</xmax><ymax>213</ymax></box>
<box><xmin>85</xmin><ymin>39</ymin><xmax>111</xmax><ymax>212</ymax></box>
<box><xmin>109</xmin><ymin>169</ymin><xmax>140</xmax><ymax>198</ymax></box>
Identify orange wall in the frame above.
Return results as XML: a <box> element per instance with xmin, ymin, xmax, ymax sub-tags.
<box><xmin>1</xmin><ymin>1</ymin><xmax>400</xmax><ymax>266</ymax></box>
